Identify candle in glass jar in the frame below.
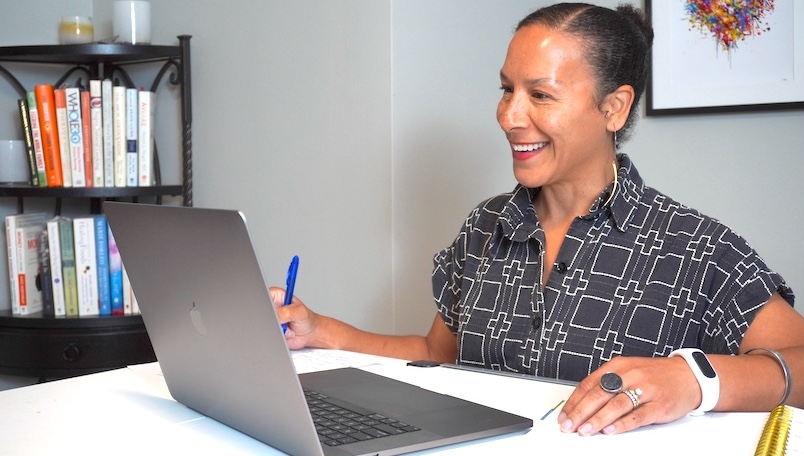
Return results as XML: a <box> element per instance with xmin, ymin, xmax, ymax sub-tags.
<box><xmin>59</xmin><ymin>16</ymin><xmax>94</xmax><ymax>44</ymax></box>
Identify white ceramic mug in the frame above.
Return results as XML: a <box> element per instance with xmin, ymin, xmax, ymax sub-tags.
<box><xmin>113</xmin><ymin>1</ymin><xmax>151</xmax><ymax>44</ymax></box>
<box><xmin>0</xmin><ymin>140</ymin><xmax>29</xmax><ymax>184</ymax></box>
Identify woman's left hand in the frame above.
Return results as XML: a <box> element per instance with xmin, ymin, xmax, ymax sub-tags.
<box><xmin>557</xmin><ymin>355</ymin><xmax>702</xmax><ymax>435</ymax></box>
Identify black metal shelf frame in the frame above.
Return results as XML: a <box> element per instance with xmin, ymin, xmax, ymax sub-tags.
<box><xmin>0</xmin><ymin>36</ymin><xmax>193</xmax><ymax>209</ymax></box>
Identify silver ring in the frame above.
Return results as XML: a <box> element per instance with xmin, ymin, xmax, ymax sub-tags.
<box><xmin>623</xmin><ymin>388</ymin><xmax>642</xmax><ymax>410</ymax></box>
<box><xmin>599</xmin><ymin>372</ymin><xmax>623</xmax><ymax>394</ymax></box>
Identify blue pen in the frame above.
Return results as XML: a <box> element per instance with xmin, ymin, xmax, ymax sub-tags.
<box><xmin>282</xmin><ymin>255</ymin><xmax>299</xmax><ymax>333</ymax></box>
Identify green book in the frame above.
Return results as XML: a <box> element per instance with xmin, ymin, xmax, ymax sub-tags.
<box><xmin>59</xmin><ymin>218</ymin><xmax>79</xmax><ymax>317</ymax></box>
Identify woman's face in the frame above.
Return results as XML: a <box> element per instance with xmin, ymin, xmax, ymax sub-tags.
<box><xmin>497</xmin><ymin>24</ymin><xmax>612</xmax><ymax>189</ymax></box>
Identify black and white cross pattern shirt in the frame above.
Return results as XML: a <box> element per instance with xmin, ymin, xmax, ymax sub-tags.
<box><xmin>432</xmin><ymin>154</ymin><xmax>794</xmax><ymax>382</ymax></box>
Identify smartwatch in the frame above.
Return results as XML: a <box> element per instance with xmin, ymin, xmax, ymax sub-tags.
<box><xmin>669</xmin><ymin>348</ymin><xmax>720</xmax><ymax>416</ymax></box>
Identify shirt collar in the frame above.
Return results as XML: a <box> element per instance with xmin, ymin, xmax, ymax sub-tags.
<box><xmin>497</xmin><ymin>153</ymin><xmax>644</xmax><ymax>240</ymax></box>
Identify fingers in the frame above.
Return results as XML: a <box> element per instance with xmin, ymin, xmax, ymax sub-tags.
<box><xmin>559</xmin><ymin>371</ymin><xmax>646</xmax><ymax>436</ymax></box>
<box><xmin>558</xmin><ymin>357</ymin><xmax>689</xmax><ymax>436</ymax></box>
<box><xmin>561</xmin><ymin>387</ymin><xmax>647</xmax><ymax>436</ymax></box>
<box><xmin>268</xmin><ymin>287</ymin><xmax>286</xmax><ymax>308</ymax></box>
<box><xmin>268</xmin><ymin>286</ymin><xmax>297</xmax><ymax>335</ymax></box>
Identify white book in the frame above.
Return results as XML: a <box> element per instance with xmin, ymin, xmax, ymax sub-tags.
<box><xmin>138</xmin><ymin>90</ymin><xmax>155</xmax><ymax>186</ymax></box>
<box><xmin>131</xmin><ymin>279</ymin><xmax>139</xmax><ymax>314</ymax></box>
<box><xmin>73</xmin><ymin>217</ymin><xmax>99</xmax><ymax>316</ymax></box>
<box><xmin>122</xmin><ymin>265</ymin><xmax>132</xmax><ymax>315</ymax></box>
<box><xmin>5</xmin><ymin>213</ymin><xmax>47</xmax><ymax>315</ymax></box>
<box><xmin>125</xmin><ymin>88</ymin><xmax>138</xmax><ymax>187</ymax></box>
<box><xmin>101</xmin><ymin>79</ymin><xmax>114</xmax><ymax>187</ymax></box>
<box><xmin>112</xmin><ymin>85</ymin><xmax>127</xmax><ymax>187</ymax></box>
<box><xmin>46</xmin><ymin>218</ymin><xmax>66</xmax><ymax>317</ymax></box>
<box><xmin>89</xmin><ymin>80</ymin><xmax>104</xmax><ymax>187</ymax></box>
<box><xmin>64</xmin><ymin>87</ymin><xmax>86</xmax><ymax>187</ymax></box>
<box><xmin>121</xmin><ymin>265</ymin><xmax>140</xmax><ymax>315</ymax></box>
<box><xmin>54</xmin><ymin>89</ymin><xmax>73</xmax><ymax>188</ymax></box>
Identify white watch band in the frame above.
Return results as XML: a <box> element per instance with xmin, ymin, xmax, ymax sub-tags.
<box><xmin>670</xmin><ymin>348</ymin><xmax>720</xmax><ymax>415</ymax></box>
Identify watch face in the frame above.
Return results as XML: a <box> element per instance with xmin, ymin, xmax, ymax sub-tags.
<box><xmin>600</xmin><ymin>372</ymin><xmax>623</xmax><ymax>393</ymax></box>
<box><xmin>691</xmin><ymin>351</ymin><xmax>717</xmax><ymax>378</ymax></box>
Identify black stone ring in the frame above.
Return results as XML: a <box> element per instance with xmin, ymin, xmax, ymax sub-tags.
<box><xmin>599</xmin><ymin>372</ymin><xmax>623</xmax><ymax>394</ymax></box>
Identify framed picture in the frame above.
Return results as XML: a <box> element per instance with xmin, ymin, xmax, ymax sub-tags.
<box><xmin>646</xmin><ymin>0</ymin><xmax>804</xmax><ymax>116</ymax></box>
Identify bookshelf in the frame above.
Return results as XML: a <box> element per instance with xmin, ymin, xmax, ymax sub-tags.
<box><xmin>0</xmin><ymin>36</ymin><xmax>192</xmax><ymax>380</ymax></box>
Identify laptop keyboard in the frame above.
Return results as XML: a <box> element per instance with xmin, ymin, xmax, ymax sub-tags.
<box><xmin>304</xmin><ymin>389</ymin><xmax>420</xmax><ymax>447</ymax></box>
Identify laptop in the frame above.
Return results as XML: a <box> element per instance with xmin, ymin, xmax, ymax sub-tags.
<box><xmin>103</xmin><ymin>202</ymin><xmax>533</xmax><ymax>456</ymax></box>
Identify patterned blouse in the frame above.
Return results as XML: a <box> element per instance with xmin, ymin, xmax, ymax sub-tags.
<box><xmin>432</xmin><ymin>154</ymin><xmax>794</xmax><ymax>382</ymax></box>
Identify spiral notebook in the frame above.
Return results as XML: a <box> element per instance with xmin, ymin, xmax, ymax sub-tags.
<box><xmin>755</xmin><ymin>405</ymin><xmax>804</xmax><ymax>455</ymax></box>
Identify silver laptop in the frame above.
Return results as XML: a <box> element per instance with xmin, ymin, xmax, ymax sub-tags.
<box><xmin>103</xmin><ymin>202</ymin><xmax>533</xmax><ymax>456</ymax></box>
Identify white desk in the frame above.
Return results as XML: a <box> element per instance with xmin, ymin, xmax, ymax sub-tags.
<box><xmin>0</xmin><ymin>349</ymin><xmax>773</xmax><ymax>455</ymax></box>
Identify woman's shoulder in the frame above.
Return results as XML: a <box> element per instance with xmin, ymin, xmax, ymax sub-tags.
<box><xmin>638</xmin><ymin>184</ymin><xmax>753</xmax><ymax>252</ymax></box>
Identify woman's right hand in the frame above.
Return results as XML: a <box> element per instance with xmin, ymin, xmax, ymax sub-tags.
<box><xmin>269</xmin><ymin>287</ymin><xmax>320</xmax><ymax>350</ymax></box>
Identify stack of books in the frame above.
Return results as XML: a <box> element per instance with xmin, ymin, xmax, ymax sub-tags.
<box><xmin>5</xmin><ymin>212</ymin><xmax>139</xmax><ymax>318</ymax></box>
<box><xmin>17</xmin><ymin>81</ymin><xmax>155</xmax><ymax>188</ymax></box>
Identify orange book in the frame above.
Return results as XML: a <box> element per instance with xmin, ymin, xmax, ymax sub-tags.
<box><xmin>53</xmin><ymin>88</ymin><xmax>73</xmax><ymax>187</ymax></box>
<box><xmin>34</xmin><ymin>84</ymin><xmax>64</xmax><ymax>187</ymax></box>
<box><xmin>80</xmin><ymin>90</ymin><xmax>93</xmax><ymax>187</ymax></box>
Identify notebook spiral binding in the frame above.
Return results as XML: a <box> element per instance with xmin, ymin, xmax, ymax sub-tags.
<box><xmin>755</xmin><ymin>405</ymin><xmax>793</xmax><ymax>456</ymax></box>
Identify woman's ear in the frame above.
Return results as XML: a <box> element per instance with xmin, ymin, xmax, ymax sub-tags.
<box><xmin>603</xmin><ymin>85</ymin><xmax>635</xmax><ymax>132</ymax></box>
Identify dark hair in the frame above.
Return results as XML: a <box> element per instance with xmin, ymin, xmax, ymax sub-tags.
<box><xmin>516</xmin><ymin>3</ymin><xmax>654</xmax><ymax>143</ymax></box>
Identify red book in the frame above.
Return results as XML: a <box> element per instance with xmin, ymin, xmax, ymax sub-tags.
<box><xmin>80</xmin><ymin>90</ymin><xmax>93</xmax><ymax>187</ymax></box>
<box><xmin>34</xmin><ymin>84</ymin><xmax>64</xmax><ymax>187</ymax></box>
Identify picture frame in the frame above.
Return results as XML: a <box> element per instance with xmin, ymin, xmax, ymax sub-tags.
<box><xmin>645</xmin><ymin>0</ymin><xmax>804</xmax><ymax>116</ymax></box>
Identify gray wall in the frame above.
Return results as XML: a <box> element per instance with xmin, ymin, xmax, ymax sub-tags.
<box><xmin>0</xmin><ymin>1</ymin><xmax>802</xmax><ymax>388</ymax></box>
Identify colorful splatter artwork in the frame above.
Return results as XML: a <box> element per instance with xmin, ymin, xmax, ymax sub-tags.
<box><xmin>684</xmin><ymin>0</ymin><xmax>775</xmax><ymax>53</ymax></box>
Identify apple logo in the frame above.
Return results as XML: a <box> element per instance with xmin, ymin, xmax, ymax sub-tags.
<box><xmin>189</xmin><ymin>302</ymin><xmax>209</xmax><ymax>336</ymax></box>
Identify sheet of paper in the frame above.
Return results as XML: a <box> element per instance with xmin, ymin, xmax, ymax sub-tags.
<box><xmin>290</xmin><ymin>348</ymin><xmax>407</xmax><ymax>373</ymax></box>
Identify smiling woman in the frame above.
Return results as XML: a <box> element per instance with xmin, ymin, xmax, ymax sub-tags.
<box><xmin>271</xmin><ymin>1</ymin><xmax>804</xmax><ymax>438</ymax></box>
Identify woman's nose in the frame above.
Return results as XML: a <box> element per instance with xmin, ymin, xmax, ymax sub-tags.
<box><xmin>497</xmin><ymin>93</ymin><xmax>527</xmax><ymax>133</ymax></box>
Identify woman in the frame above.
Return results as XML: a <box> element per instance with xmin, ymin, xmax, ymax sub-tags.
<box><xmin>273</xmin><ymin>3</ymin><xmax>804</xmax><ymax>436</ymax></box>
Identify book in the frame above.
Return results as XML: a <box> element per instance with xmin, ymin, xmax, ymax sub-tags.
<box><xmin>38</xmin><ymin>228</ymin><xmax>55</xmax><ymax>317</ymax></box>
<box><xmin>125</xmin><ymin>87</ymin><xmax>138</xmax><ymax>186</ymax></box>
<box><xmin>65</xmin><ymin>87</ymin><xmax>86</xmax><ymax>187</ymax></box>
<box><xmin>81</xmin><ymin>90</ymin><xmax>95</xmax><ymax>187</ymax></box>
<box><xmin>73</xmin><ymin>216</ymin><xmax>98</xmax><ymax>316</ymax></box>
<box><xmin>25</xmin><ymin>92</ymin><xmax>48</xmax><ymax>187</ymax></box>
<box><xmin>89</xmin><ymin>80</ymin><xmax>105</xmax><ymax>187</ymax></box>
<box><xmin>17</xmin><ymin>98</ymin><xmax>40</xmax><ymax>186</ymax></box>
<box><xmin>54</xmin><ymin>88</ymin><xmax>73</xmax><ymax>188</ymax></box>
<box><xmin>138</xmin><ymin>90</ymin><xmax>155</xmax><ymax>186</ymax></box>
<box><xmin>101</xmin><ymin>79</ymin><xmax>115</xmax><ymax>187</ymax></box>
<box><xmin>112</xmin><ymin>85</ymin><xmax>127</xmax><ymax>187</ymax></box>
<box><xmin>131</xmin><ymin>280</ymin><xmax>139</xmax><ymax>314</ymax></box>
<box><xmin>108</xmin><ymin>227</ymin><xmax>124</xmax><ymax>315</ymax></box>
<box><xmin>122</xmin><ymin>265</ymin><xmax>138</xmax><ymax>315</ymax></box>
<box><xmin>59</xmin><ymin>217</ymin><xmax>79</xmax><ymax>317</ymax></box>
<box><xmin>5</xmin><ymin>212</ymin><xmax>47</xmax><ymax>315</ymax></box>
<box><xmin>34</xmin><ymin>84</ymin><xmax>64</xmax><ymax>187</ymax></box>
<box><xmin>46</xmin><ymin>217</ymin><xmax>66</xmax><ymax>317</ymax></box>
<box><xmin>81</xmin><ymin>90</ymin><xmax>94</xmax><ymax>187</ymax></box>
<box><xmin>94</xmin><ymin>215</ymin><xmax>111</xmax><ymax>316</ymax></box>
<box><xmin>755</xmin><ymin>405</ymin><xmax>804</xmax><ymax>455</ymax></box>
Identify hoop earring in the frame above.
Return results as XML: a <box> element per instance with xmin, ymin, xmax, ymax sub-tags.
<box><xmin>613</xmin><ymin>129</ymin><xmax>619</xmax><ymax>150</ymax></box>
